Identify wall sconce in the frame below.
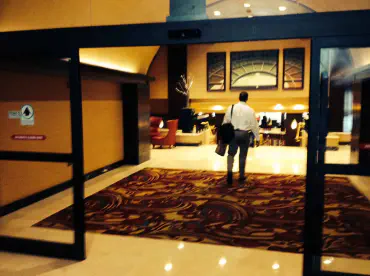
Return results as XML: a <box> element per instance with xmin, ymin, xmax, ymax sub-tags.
<box><xmin>212</xmin><ymin>112</ymin><xmax>216</xmax><ymax>117</ymax></box>
<box><xmin>291</xmin><ymin>119</ymin><xmax>298</xmax><ymax>130</ymax></box>
<box><xmin>159</xmin><ymin>120</ymin><xmax>164</xmax><ymax>129</ymax></box>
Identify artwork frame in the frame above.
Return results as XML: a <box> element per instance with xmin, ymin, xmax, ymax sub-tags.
<box><xmin>283</xmin><ymin>48</ymin><xmax>305</xmax><ymax>90</ymax></box>
<box><xmin>207</xmin><ymin>52</ymin><xmax>226</xmax><ymax>92</ymax></box>
<box><xmin>230</xmin><ymin>50</ymin><xmax>279</xmax><ymax>90</ymax></box>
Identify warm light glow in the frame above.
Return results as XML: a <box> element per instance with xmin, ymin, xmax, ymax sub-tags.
<box><xmin>79</xmin><ymin>58</ymin><xmax>136</xmax><ymax>73</ymax></box>
<box><xmin>212</xmin><ymin>105</ymin><xmax>224</xmax><ymax>111</ymax></box>
<box><xmin>291</xmin><ymin>119</ymin><xmax>298</xmax><ymax>130</ymax></box>
<box><xmin>292</xmin><ymin>164</ymin><xmax>299</xmax><ymax>174</ymax></box>
<box><xmin>256</xmin><ymin>72</ymin><xmax>261</xmax><ymax>76</ymax></box>
<box><xmin>248</xmin><ymin>15</ymin><xmax>254</xmax><ymax>18</ymax></box>
<box><xmin>214</xmin><ymin>10</ymin><xmax>221</xmax><ymax>16</ymax></box>
<box><xmin>273</xmin><ymin>163</ymin><xmax>281</xmax><ymax>174</ymax></box>
<box><xmin>213</xmin><ymin>160</ymin><xmax>222</xmax><ymax>171</ymax></box>
<box><xmin>274</xmin><ymin>104</ymin><xmax>284</xmax><ymax>111</ymax></box>
<box><xmin>219</xmin><ymin>257</ymin><xmax>227</xmax><ymax>267</ymax></box>
<box><xmin>198</xmin><ymin>112</ymin><xmax>203</xmax><ymax>116</ymax></box>
<box><xmin>164</xmin><ymin>263</ymin><xmax>173</xmax><ymax>272</ymax></box>
<box><xmin>293</xmin><ymin>104</ymin><xmax>305</xmax><ymax>111</ymax></box>
<box><xmin>212</xmin><ymin>112</ymin><xmax>216</xmax><ymax>117</ymax></box>
<box><xmin>178</xmin><ymin>242</ymin><xmax>185</xmax><ymax>250</ymax></box>
<box><xmin>159</xmin><ymin>120</ymin><xmax>164</xmax><ymax>129</ymax></box>
<box><xmin>244</xmin><ymin>3</ymin><xmax>251</xmax><ymax>8</ymax></box>
<box><xmin>278</xmin><ymin>6</ymin><xmax>287</xmax><ymax>11</ymax></box>
<box><xmin>272</xmin><ymin>263</ymin><xmax>280</xmax><ymax>270</ymax></box>
<box><xmin>303</xmin><ymin>112</ymin><xmax>309</xmax><ymax>120</ymax></box>
<box><xmin>323</xmin><ymin>257</ymin><xmax>334</xmax><ymax>265</ymax></box>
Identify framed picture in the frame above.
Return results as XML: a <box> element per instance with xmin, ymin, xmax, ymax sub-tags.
<box><xmin>207</xmin><ymin>52</ymin><xmax>226</xmax><ymax>91</ymax></box>
<box><xmin>230</xmin><ymin>50</ymin><xmax>279</xmax><ymax>90</ymax></box>
<box><xmin>283</xmin><ymin>48</ymin><xmax>305</xmax><ymax>90</ymax></box>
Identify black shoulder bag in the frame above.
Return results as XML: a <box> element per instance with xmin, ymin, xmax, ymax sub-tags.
<box><xmin>219</xmin><ymin>105</ymin><xmax>235</xmax><ymax>144</ymax></box>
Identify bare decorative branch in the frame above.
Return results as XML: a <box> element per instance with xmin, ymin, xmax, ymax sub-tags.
<box><xmin>176</xmin><ymin>74</ymin><xmax>193</xmax><ymax>96</ymax></box>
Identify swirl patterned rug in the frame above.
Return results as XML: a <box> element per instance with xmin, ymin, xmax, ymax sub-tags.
<box><xmin>34</xmin><ymin>168</ymin><xmax>370</xmax><ymax>259</ymax></box>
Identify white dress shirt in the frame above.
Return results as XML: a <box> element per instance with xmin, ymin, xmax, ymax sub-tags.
<box><xmin>223</xmin><ymin>101</ymin><xmax>260</xmax><ymax>141</ymax></box>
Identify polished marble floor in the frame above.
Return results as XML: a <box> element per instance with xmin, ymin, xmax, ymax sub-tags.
<box><xmin>1</xmin><ymin>145</ymin><xmax>369</xmax><ymax>276</ymax></box>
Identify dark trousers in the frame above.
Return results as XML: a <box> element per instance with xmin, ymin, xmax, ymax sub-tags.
<box><xmin>227</xmin><ymin>130</ymin><xmax>250</xmax><ymax>178</ymax></box>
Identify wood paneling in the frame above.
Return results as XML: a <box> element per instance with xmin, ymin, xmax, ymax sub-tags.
<box><xmin>0</xmin><ymin>70</ymin><xmax>124</xmax><ymax>206</ymax></box>
<box><xmin>150</xmin><ymin>99</ymin><xmax>169</xmax><ymax>115</ymax></box>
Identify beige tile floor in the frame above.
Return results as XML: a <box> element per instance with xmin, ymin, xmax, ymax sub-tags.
<box><xmin>1</xmin><ymin>145</ymin><xmax>369</xmax><ymax>276</ymax></box>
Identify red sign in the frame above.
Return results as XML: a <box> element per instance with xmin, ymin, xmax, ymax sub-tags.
<box><xmin>11</xmin><ymin>135</ymin><xmax>46</xmax><ymax>141</ymax></box>
<box><xmin>360</xmin><ymin>143</ymin><xmax>370</xmax><ymax>150</ymax></box>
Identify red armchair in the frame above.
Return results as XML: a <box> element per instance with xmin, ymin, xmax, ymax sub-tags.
<box><xmin>152</xmin><ymin>119</ymin><xmax>179</xmax><ymax>148</ymax></box>
<box><xmin>150</xmin><ymin>116</ymin><xmax>162</xmax><ymax>138</ymax></box>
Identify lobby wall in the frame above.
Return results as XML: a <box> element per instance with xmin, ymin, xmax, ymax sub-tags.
<box><xmin>0</xmin><ymin>70</ymin><xmax>124</xmax><ymax>207</ymax></box>
<box><xmin>148</xmin><ymin>45</ymin><xmax>168</xmax><ymax>115</ymax></box>
<box><xmin>149</xmin><ymin>39</ymin><xmax>311</xmax><ymax>114</ymax></box>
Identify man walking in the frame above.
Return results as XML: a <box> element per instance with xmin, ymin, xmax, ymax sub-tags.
<box><xmin>223</xmin><ymin>91</ymin><xmax>260</xmax><ymax>185</ymax></box>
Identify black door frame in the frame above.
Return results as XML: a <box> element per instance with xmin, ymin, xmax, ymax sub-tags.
<box><xmin>1</xmin><ymin>9</ymin><xmax>370</xmax><ymax>273</ymax></box>
<box><xmin>306</xmin><ymin>35</ymin><xmax>370</xmax><ymax>276</ymax></box>
<box><xmin>0</xmin><ymin>50</ymin><xmax>85</xmax><ymax>260</ymax></box>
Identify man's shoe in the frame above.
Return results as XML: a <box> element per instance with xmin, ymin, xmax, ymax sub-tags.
<box><xmin>227</xmin><ymin>173</ymin><xmax>233</xmax><ymax>186</ymax></box>
<box><xmin>238</xmin><ymin>176</ymin><xmax>247</xmax><ymax>183</ymax></box>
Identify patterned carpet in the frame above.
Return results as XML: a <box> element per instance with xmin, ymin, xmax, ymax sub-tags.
<box><xmin>34</xmin><ymin>168</ymin><xmax>370</xmax><ymax>259</ymax></box>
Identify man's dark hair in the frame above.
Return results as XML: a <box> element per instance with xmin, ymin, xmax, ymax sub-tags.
<box><xmin>239</xmin><ymin>91</ymin><xmax>249</xmax><ymax>102</ymax></box>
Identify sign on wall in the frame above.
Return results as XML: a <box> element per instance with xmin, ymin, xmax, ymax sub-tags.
<box><xmin>11</xmin><ymin>135</ymin><xmax>46</xmax><ymax>141</ymax></box>
<box><xmin>8</xmin><ymin>104</ymin><xmax>35</xmax><ymax>126</ymax></box>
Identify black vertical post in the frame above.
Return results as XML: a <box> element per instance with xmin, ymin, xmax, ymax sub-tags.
<box><xmin>69</xmin><ymin>50</ymin><xmax>86</xmax><ymax>260</ymax></box>
<box><xmin>168</xmin><ymin>45</ymin><xmax>188</xmax><ymax>119</ymax></box>
<box><xmin>303</xmin><ymin>38</ymin><xmax>322</xmax><ymax>276</ymax></box>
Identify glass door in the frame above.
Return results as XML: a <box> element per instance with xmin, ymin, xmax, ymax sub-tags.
<box><xmin>305</xmin><ymin>35</ymin><xmax>370</xmax><ymax>276</ymax></box>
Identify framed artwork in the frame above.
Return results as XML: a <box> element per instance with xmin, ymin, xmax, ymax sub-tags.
<box><xmin>283</xmin><ymin>48</ymin><xmax>305</xmax><ymax>90</ymax></box>
<box><xmin>207</xmin><ymin>52</ymin><xmax>226</xmax><ymax>91</ymax></box>
<box><xmin>230</xmin><ymin>50</ymin><xmax>279</xmax><ymax>90</ymax></box>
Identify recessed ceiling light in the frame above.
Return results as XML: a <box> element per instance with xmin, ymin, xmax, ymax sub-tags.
<box><xmin>244</xmin><ymin>3</ymin><xmax>251</xmax><ymax>8</ymax></box>
<box><xmin>212</xmin><ymin>105</ymin><xmax>224</xmax><ymax>111</ymax></box>
<box><xmin>293</xmin><ymin>104</ymin><xmax>305</xmax><ymax>110</ymax></box>
<box><xmin>214</xmin><ymin>10</ymin><xmax>221</xmax><ymax>16</ymax></box>
<box><xmin>272</xmin><ymin>263</ymin><xmax>280</xmax><ymax>270</ymax></box>
<box><xmin>279</xmin><ymin>6</ymin><xmax>287</xmax><ymax>11</ymax></box>
<box><xmin>274</xmin><ymin>104</ymin><xmax>284</xmax><ymax>110</ymax></box>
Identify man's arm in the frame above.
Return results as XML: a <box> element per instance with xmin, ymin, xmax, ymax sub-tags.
<box><xmin>223</xmin><ymin>106</ymin><xmax>232</xmax><ymax>124</ymax></box>
<box><xmin>251</xmin><ymin>111</ymin><xmax>260</xmax><ymax>141</ymax></box>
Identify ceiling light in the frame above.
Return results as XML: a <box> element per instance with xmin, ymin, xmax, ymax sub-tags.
<box><xmin>214</xmin><ymin>10</ymin><xmax>221</xmax><ymax>16</ymax></box>
<box><xmin>177</xmin><ymin>242</ymin><xmax>185</xmax><ymax>250</ymax></box>
<box><xmin>164</xmin><ymin>263</ymin><xmax>173</xmax><ymax>272</ymax></box>
<box><xmin>272</xmin><ymin>263</ymin><xmax>280</xmax><ymax>270</ymax></box>
<box><xmin>219</xmin><ymin>257</ymin><xmax>227</xmax><ymax>267</ymax></box>
<box><xmin>279</xmin><ymin>6</ymin><xmax>287</xmax><ymax>11</ymax></box>
<box><xmin>293</xmin><ymin>104</ymin><xmax>305</xmax><ymax>110</ymax></box>
<box><xmin>212</xmin><ymin>105</ymin><xmax>224</xmax><ymax>111</ymax></box>
<box><xmin>244</xmin><ymin>3</ymin><xmax>251</xmax><ymax>8</ymax></box>
<box><xmin>274</xmin><ymin>104</ymin><xmax>284</xmax><ymax>110</ymax></box>
<box><xmin>248</xmin><ymin>15</ymin><xmax>254</xmax><ymax>18</ymax></box>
